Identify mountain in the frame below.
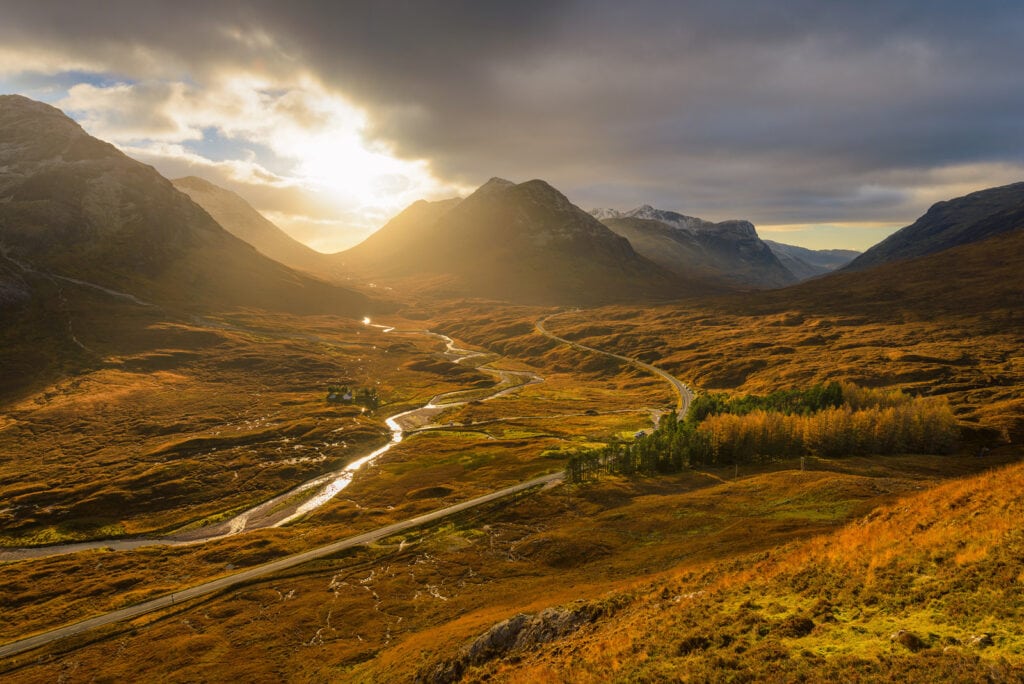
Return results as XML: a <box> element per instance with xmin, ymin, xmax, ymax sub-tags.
<box><xmin>172</xmin><ymin>175</ymin><xmax>344</xmax><ymax>281</ymax></box>
<box><xmin>340</xmin><ymin>197</ymin><xmax>462</xmax><ymax>267</ymax></box>
<box><xmin>338</xmin><ymin>179</ymin><xmax>702</xmax><ymax>304</ymax></box>
<box><xmin>753</xmin><ymin>222</ymin><xmax>1024</xmax><ymax>329</ymax></box>
<box><xmin>844</xmin><ymin>182</ymin><xmax>1024</xmax><ymax>271</ymax></box>
<box><xmin>0</xmin><ymin>94</ymin><xmax>372</xmax><ymax>316</ymax></box>
<box><xmin>592</xmin><ymin>205</ymin><xmax>796</xmax><ymax>289</ymax></box>
<box><xmin>763</xmin><ymin>240</ymin><xmax>860</xmax><ymax>281</ymax></box>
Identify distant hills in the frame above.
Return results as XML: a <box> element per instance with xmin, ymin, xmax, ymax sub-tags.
<box><xmin>845</xmin><ymin>182</ymin><xmax>1024</xmax><ymax>271</ymax></box>
<box><xmin>0</xmin><ymin>95</ymin><xmax>372</xmax><ymax>317</ymax></box>
<box><xmin>4</xmin><ymin>93</ymin><xmax>1020</xmax><ymax>316</ymax></box>
<box><xmin>337</xmin><ymin>178</ymin><xmax>703</xmax><ymax>304</ymax></box>
<box><xmin>172</xmin><ymin>175</ymin><xmax>345</xmax><ymax>282</ymax></box>
<box><xmin>762</xmin><ymin>240</ymin><xmax>860</xmax><ymax>281</ymax></box>
<box><xmin>592</xmin><ymin>205</ymin><xmax>796</xmax><ymax>289</ymax></box>
<box><xmin>756</xmin><ymin>214</ymin><xmax>1024</xmax><ymax>323</ymax></box>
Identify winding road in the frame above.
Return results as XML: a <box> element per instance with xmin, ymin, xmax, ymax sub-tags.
<box><xmin>536</xmin><ymin>312</ymin><xmax>693</xmax><ymax>419</ymax></box>
<box><xmin>0</xmin><ymin>312</ymin><xmax>694</xmax><ymax>661</ymax></box>
<box><xmin>0</xmin><ymin>472</ymin><xmax>562</xmax><ymax>660</ymax></box>
<box><xmin>0</xmin><ymin>325</ymin><xmax>542</xmax><ymax>562</ymax></box>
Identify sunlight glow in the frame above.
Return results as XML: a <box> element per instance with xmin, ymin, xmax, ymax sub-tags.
<box><xmin>196</xmin><ymin>74</ymin><xmax>464</xmax><ymax>232</ymax></box>
<box><xmin>54</xmin><ymin>71</ymin><xmax>467</xmax><ymax>250</ymax></box>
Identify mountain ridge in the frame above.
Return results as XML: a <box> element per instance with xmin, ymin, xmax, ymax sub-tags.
<box><xmin>338</xmin><ymin>178</ymin><xmax>707</xmax><ymax>304</ymax></box>
<box><xmin>844</xmin><ymin>182</ymin><xmax>1024</xmax><ymax>271</ymax></box>
<box><xmin>172</xmin><ymin>175</ymin><xmax>346</xmax><ymax>281</ymax></box>
<box><xmin>763</xmin><ymin>239</ymin><xmax>860</xmax><ymax>281</ymax></box>
<box><xmin>0</xmin><ymin>94</ymin><xmax>373</xmax><ymax>317</ymax></box>
<box><xmin>591</xmin><ymin>205</ymin><xmax>796</xmax><ymax>289</ymax></box>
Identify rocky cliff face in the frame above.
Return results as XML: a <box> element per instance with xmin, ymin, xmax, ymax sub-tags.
<box><xmin>416</xmin><ymin>600</ymin><xmax>621</xmax><ymax>684</ymax></box>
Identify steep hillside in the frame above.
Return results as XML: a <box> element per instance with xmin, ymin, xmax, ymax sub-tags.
<box><xmin>767</xmin><ymin>225</ymin><xmax>1024</xmax><ymax>321</ymax></box>
<box><xmin>172</xmin><ymin>175</ymin><xmax>345</xmax><ymax>281</ymax></box>
<box><xmin>339</xmin><ymin>179</ymin><xmax>701</xmax><ymax>304</ymax></box>
<box><xmin>845</xmin><ymin>182</ymin><xmax>1024</xmax><ymax>271</ymax></box>
<box><xmin>337</xmin><ymin>197</ymin><xmax>462</xmax><ymax>267</ymax></box>
<box><xmin>595</xmin><ymin>205</ymin><xmax>796</xmax><ymax>289</ymax></box>
<box><xmin>0</xmin><ymin>95</ymin><xmax>373</xmax><ymax>316</ymax></box>
<box><xmin>764</xmin><ymin>239</ymin><xmax>860</xmax><ymax>281</ymax></box>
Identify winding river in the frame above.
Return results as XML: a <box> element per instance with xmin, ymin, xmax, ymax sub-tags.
<box><xmin>0</xmin><ymin>325</ymin><xmax>542</xmax><ymax>561</ymax></box>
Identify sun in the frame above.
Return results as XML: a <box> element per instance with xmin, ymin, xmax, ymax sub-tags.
<box><xmin>272</xmin><ymin>88</ymin><xmax>446</xmax><ymax>209</ymax></box>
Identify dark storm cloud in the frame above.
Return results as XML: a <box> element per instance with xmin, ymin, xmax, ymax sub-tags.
<box><xmin>2</xmin><ymin>0</ymin><xmax>1023</xmax><ymax>235</ymax></box>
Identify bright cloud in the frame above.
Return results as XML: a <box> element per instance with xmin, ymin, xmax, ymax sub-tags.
<box><xmin>2</xmin><ymin>3</ymin><xmax>1022</xmax><ymax>252</ymax></box>
<box><xmin>53</xmin><ymin>70</ymin><xmax>465</xmax><ymax>251</ymax></box>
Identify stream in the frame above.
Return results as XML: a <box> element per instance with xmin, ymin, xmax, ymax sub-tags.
<box><xmin>0</xmin><ymin>325</ymin><xmax>542</xmax><ymax>561</ymax></box>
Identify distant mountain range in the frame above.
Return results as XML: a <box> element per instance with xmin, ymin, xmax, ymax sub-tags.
<box><xmin>844</xmin><ymin>182</ymin><xmax>1024</xmax><ymax>271</ymax></box>
<box><xmin>176</xmin><ymin>178</ymin><xmax>861</xmax><ymax>296</ymax></box>
<box><xmin>2</xmin><ymin>94</ymin><xmax>1020</xmax><ymax>316</ymax></box>
<box><xmin>590</xmin><ymin>205</ymin><xmax>862</xmax><ymax>287</ymax></box>
<box><xmin>591</xmin><ymin>205</ymin><xmax>795</xmax><ymax>289</ymax></box>
<box><xmin>762</xmin><ymin>240</ymin><xmax>860</xmax><ymax>281</ymax></box>
<box><xmin>337</xmin><ymin>178</ymin><xmax>704</xmax><ymax>304</ymax></box>
<box><xmin>0</xmin><ymin>94</ymin><xmax>372</xmax><ymax>317</ymax></box>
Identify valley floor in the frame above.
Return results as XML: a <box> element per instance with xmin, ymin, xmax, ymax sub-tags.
<box><xmin>1</xmin><ymin>294</ymin><xmax>1022</xmax><ymax>682</ymax></box>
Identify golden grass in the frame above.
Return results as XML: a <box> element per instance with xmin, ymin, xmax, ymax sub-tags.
<box><xmin>3</xmin><ymin>451</ymin><xmax>1015</xmax><ymax>682</ymax></box>
<box><xmin>2</xmin><ymin>232</ymin><xmax>1021</xmax><ymax>680</ymax></box>
<box><xmin>434</xmin><ymin>447</ymin><xmax>1024</xmax><ymax>683</ymax></box>
<box><xmin>0</xmin><ymin>312</ymin><xmax>497</xmax><ymax>543</ymax></box>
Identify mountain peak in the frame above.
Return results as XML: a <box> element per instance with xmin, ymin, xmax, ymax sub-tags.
<box><xmin>0</xmin><ymin>94</ymin><xmax>119</xmax><ymax>166</ymax></box>
<box><xmin>0</xmin><ymin>95</ymin><xmax>372</xmax><ymax>315</ymax></box>
<box><xmin>594</xmin><ymin>204</ymin><xmax>795</xmax><ymax>288</ymax></box>
<box><xmin>462</xmin><ymin>177</ymin><xmax>517</xmax><ymax>204</ymax></box>
<box><xmin>341</xmin><ymin>176</ymin><xmax>691</xmax><ymax>304</ymax></box>
<box><xmin>513</xmin><ymin>179</ymin><xmax>576</xmax><ymax>212</ymax></box>
<box><xmin>484</xmin><ymin>176</ymin><xmax>514</xmax><ymax>186</ymax></box>
<box><xmin>477</xmin><ymin>177</ymin><xmax>516</xmax><ymax>193</ymax></box>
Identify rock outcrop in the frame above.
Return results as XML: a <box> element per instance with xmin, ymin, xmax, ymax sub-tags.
<box><xmin>416</xmin><ymin>601</ymin><xmax>618</xmax><ymax>684</ymax></box>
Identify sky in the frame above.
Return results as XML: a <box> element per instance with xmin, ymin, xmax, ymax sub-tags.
<box><xmin>1</xmin><ymin>1</ymin><xmax>1023</xmax><ymax>252</ymax></box>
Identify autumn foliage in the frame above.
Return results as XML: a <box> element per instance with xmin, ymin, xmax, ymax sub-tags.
<box><xmin>567</xmin><ymin>383</ymin><xmax>959</xmax><ymax>481</ymax></box>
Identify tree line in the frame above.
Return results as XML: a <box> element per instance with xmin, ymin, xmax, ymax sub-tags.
<box><xmin>687</xmin><ymin>381</ymin><xmax>843</xmax><ymax>422</ymax></box>
<box><xmin>565</xmin><ymin>383</ymin><xmax>958</xmax><ymax>483</ymax></box>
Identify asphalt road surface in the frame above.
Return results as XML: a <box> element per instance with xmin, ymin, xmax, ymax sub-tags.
<box><xmin>536</xmin><ymin>313</ymin><xmax>693</xmax><ymax>418</ymax></box>
<box><xmin>0</xmin><ymin>471</ymin><xmax>563</xmax><ymax>660</ymax></box>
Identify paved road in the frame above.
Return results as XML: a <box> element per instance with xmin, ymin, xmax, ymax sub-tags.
<box><xmin>536</xmin><ymin>313</ymin><xmax>693</xmax><ymax>419</ymax></box>
<box><xmin>0</xmin><ymin>471</ymin><xmax>563</xmax><ymax>661</ymax></box>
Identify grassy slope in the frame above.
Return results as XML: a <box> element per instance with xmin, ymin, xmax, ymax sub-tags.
<box><xmin>2</xmin><ymin>452</ymin><xmax>1018</xmax><ymax>682</ymax></box>
<box><xmin>541</xmin><ymin>229</ymin><xmax>1024</xmax><ymax>441</ymax></box>
<box><xmin>445</xmin><ymin>452</ymin><xmax>1024</xmax><ymax>683</ymax></box>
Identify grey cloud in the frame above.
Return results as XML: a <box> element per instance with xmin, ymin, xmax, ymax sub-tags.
<box><xmin>2</xmin><ymin>1</ymin><xmax>1023</xmax><ymax>231</ymax></box>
